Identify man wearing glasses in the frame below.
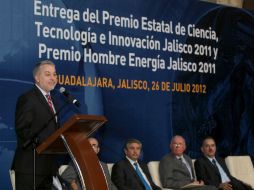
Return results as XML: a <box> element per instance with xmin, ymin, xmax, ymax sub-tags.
<box><xmin>159</xmin><ymin>135</ymin><xmax>217</xmax><ymax>190</ymax></box>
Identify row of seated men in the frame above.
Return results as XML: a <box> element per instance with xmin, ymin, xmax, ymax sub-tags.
<box><xmin>60</xmin><ymin>136</ymin><xmax>252</xmax><ymax>190</ymax></box>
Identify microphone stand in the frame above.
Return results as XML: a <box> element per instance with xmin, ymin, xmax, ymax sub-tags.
<box><xmin>23</xmin><ymin>101</ymin><xmax>70</xmax><ymax>149</ymax></box>
<box><xmin>33</xmin><ymin>138</ymin><xmax>38</xmax><ymax>190</ymax></box>
<box><xmin>22</xmin><ymin>99</ymin><xmax>73</xmax><ymax>190</ymax></box>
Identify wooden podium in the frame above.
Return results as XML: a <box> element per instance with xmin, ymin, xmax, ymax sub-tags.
<box><xmin>36</xmin><ymin>114</ymin><xmax>108</xmax><ymax>190</ymax></box>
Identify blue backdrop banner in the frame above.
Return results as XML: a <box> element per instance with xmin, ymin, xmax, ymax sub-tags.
<box><xmin>1</xmin><ymin>0</ymin><xmax>254</xmax><ymax>189</ymax></box>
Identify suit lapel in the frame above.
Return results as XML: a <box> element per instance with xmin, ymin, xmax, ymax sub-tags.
<box><xmin>139</xmin><ymin>162</ymin><xmax>150</xmax><ymax>181</ymax></box>
<box><xmin>125</xmin><ymin>159</ymin><xmax>139</xmax><ymax>177</ymax></box>
<box><xmin>183</xmin><ymin>155</ymin><xmax>195</xmax><ymax>179</ymax></box>
<box><xmin>174</xmin><ymin>155</ymin><xmax>190</xmax><ymax>177</ymax></box>
<box><xmin>203</xmin><ymin>156</ymin><xmax>221</xmax><ymax>180</ymax></box>
<box><xmin>216</xmin><ymin>157</ymin><xmax>231</xmax><ymax>177</ymax></box>
<box><xmin>139</xmin><ymin>162</ymin><xmax>154</xmax><ymax>186</ymax></box>
<box><xmin>33</xmin><ymin>86</ymin><xmax>57</xmax><ymax>123</ymax></box>
<box><xmin>125</xmin><ymin>159</ymin><xmax>145</xmax><ymax>187</ymax></box>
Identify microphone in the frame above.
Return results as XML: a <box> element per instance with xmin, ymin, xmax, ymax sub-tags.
<box><xmin>59</xmin><ymin>87</ymin><xmax>80</xmax><ymax>107</ymax></box>
<box><xmin>23</xmin><ymin>87</ymin><xmax>80</xmax><ymax>148</ymax></box>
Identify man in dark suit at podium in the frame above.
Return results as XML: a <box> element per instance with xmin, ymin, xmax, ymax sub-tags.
<box><xmin>111</xmin><ymin>138</ymin><xmax>161</xmax><ymax>190</ymax></box>
<box><xmin>195</xmin><ymin>137</ymin><xmax>252</xmax><ymax>190</ymax></box>
<box><xmin>12</xmin><ymin>60</ymin><xmax>58</xmax><ymax>190</ymax></box>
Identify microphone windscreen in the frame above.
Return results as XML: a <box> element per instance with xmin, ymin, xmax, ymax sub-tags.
<box><xmin>59</xmin><ymin>87</ymin><xmax>65</xmax><ymax>94</ymax></box>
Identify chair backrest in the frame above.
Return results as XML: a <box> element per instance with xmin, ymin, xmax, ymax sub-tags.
<box><xmin>147</xmin><ymin>161</ymin><xmax>162</xmax><ymax>188</ymax></box>
<box><xmin>225</xmin><ymin>156</ymin><xmax>254</xmax><ymax>189</ymax></box>
<box><xmin>9</xmin><ymin>169</ymin><xmax>15</xmax><ymax>190</ymax></box>
<box><xmin>107</xmin><ymin>163</ymin><xmax>114</xmax><ymax>176</ymax></box>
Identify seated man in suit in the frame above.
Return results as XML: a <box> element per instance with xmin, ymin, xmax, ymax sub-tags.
<box><xmin>111</xmin><ymin>138</ymin><xmax>161</xmax><ymax>190</ymax></box>
<box><xmin>60</xmin><ymin>137</ymin><xmax>117</xmax><ymax>190</ymax></box>
<box><xmin>159</xmin><ymin>135</ymin><xmax>217</xmax><ymax>190</ymax></box>
<box><xmin>195</xmin><ymin>137</ymin><xmax>252</xmax><ymax>190</ymax></box>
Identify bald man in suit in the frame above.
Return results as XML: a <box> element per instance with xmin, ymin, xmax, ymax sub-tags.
<box><xmin>159</xmin><ymin>135</ymin><xmax>217</xmax><ymax>190</ymax></box>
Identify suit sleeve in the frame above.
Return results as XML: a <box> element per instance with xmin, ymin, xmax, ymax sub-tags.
<box><xmin>15</xmin><ymin>95</ymin><xmax>34</xmax><ymax>142</ymax></box>
<box><xmin>159</xmin><ymin>157</ymin><xmax>190</xmax><ymax>188</ymax></box>
<box><xmin>111</xmin><ymin>162</ymin><xmax>133</xmax><ymax>190</ymax></box>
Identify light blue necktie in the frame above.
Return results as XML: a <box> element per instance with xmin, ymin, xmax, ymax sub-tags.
<box><xmin>134</xmin><ymin>162</ymin><xmax>152</xmax><ymax>190</ymax></box>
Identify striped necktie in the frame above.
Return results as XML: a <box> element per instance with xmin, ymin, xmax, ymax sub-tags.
<box><xmin>46</xmin><ymin>94</ymin><xmax>54</xmax><ymax>114</ymax></box>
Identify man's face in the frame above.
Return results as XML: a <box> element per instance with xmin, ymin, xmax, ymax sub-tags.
<box><xmin>88</xmin><ymin>138</ymin><xmax>100</xmax><ymax>154</ymax></box>
<box><xmin>170</xmin><ymin>136</ymin><xmax>186</xmax><ymax>156</ymax></box>
<box><xmin>35</xmin><ymin>64</ymin><xmax>57</xmax><ymax>93</ymax></box>
<box><xmin>124</xmin><ymin>142</ymin><xmax>141</xmax><ymax>161</ymax></box>
<box><xmin>201</xmin><ymin>138</ymin><xmax>216</xmax><ymax>158</ymax></box>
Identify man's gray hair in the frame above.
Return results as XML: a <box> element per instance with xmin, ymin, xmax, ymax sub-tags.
<box><xmin>33</xmin><ymin>60</ymin><xmax>55</xmax><ymax>78</ymax></box>
<box><xmin>125</xmin><ymin>138</ymin><xmax>142</xmax><ymax>150</ymax></box>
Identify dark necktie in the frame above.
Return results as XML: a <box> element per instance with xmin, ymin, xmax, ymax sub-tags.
<box><xmin>46</xmin><ymin>94</ymin><xmax>54</xmax><ymax>113</ymax></box>
<box><xmin>212</xmin><ymin>159</ymin><xmax>220</xmax><ymax>173</ymax></box>
<box><xmin>134</xmin><ymin>163</ymin><xmax>152</xmax><ymax>190</ymax></box>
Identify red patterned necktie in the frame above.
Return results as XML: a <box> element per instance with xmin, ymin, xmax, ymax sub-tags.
<box><xmin>45</xmin><ymin>94</ymin><xmax>54</xmax><ymax>113</ymax></box>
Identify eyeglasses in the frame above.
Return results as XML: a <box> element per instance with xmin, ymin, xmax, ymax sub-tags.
<box><xmin>172</xmin><ymin>143</ymin><xmax>183</xmax><ymax>147</ymax></box>
<box><xmin>91</xmin><ymin>144</ymin><xmax>99</xmax><ymax>148</ymax></box>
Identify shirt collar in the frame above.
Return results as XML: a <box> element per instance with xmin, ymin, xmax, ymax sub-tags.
<box><xmin>176</xmin><ymin>155</ymin><xmax>184</xmax><ymax>160</ymax></box>
<box><xmin>206</xmin><ymin>156</ymin><xmax>216</xmax><ymax>162</ymax></box>
<box><xmin>35</xmin><ymin>84</ymin><xmax>50</xmax><ymax>96</ymax></box>
<box><xmin>126</xmin><ymin>156</ymin><xmax>138</xmax><ymax>165</ymax></box>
